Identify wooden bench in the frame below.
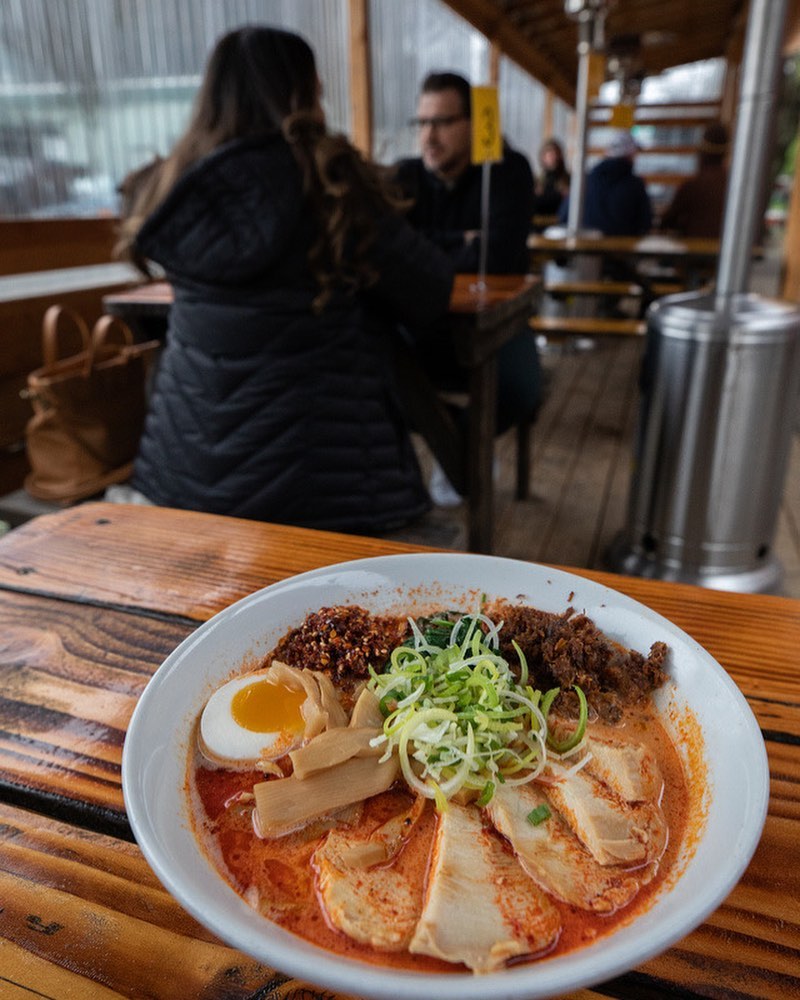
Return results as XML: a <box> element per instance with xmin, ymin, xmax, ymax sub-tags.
<box><xmin>542</xmin><ymin>279</ymin><xmax>685</xmax><ymax>298</ymax></box>
<box><xmin>529</xmin><ymin>315</ymin><xmax>646</xmax><ymax>338</ymax></box>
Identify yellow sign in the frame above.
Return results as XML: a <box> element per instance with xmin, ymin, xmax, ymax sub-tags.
<box><xmin>471</xmin><ymin>86</ymin><xmax>502</xmax><ymax>164</ymax></box>
<box><xmin>610</xmin><ymin>104</ymin><xmax>636</xmax><ymax>129</ymax></box>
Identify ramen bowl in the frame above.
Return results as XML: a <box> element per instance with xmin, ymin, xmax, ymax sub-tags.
<box><xmin>122</xmin><ymin>553</ymin><xmax>769</xmax><ymax>1000</ymax></box>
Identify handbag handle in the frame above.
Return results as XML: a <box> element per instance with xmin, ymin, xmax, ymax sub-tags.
<box><xmin>41</xmin><ymin>305</ymin><xmax>91</xmax><ymax>369</ymax></box>
<box><xmin>91</xmin><ymin>314</ymin><xmax>135</xmax><ymax>352</ymax></box>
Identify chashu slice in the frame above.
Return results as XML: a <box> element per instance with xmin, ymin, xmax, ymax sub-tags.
<box><xmin>409</xmin><ymin>802</ymin><xmax>560</xmax><ymax>973</ymax></box>
<box><xmin>487</xmin><ymin>782</ymin><xmax>648</xmax><ymax>914</ymax></box>
<box><xmin>584</xmin><ymin>737</ymin><xmax>663</xmax><ymax>803</ymax></box>
<box><xmin>314</xmin><ymin>799</ymin><xmax>425</xmax><ymax>951</ymax></box>
<box><xmin>546</xmin><ymin>763</ymin><xmax>667</xmax><ymax>867</ymax></box>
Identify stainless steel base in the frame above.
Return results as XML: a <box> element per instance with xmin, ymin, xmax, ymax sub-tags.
<box><xmin>605</xmin><ymin>532</ymin><xmax>783</xmax><ymax>594</ymax></box>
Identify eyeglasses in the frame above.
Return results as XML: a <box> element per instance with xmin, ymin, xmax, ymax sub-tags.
<box><xmin>408</xmin><ymin>114</ymin><xmax>469</xmax><ymax>130</ymax></box>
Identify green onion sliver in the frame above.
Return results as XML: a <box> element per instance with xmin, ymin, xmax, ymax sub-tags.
<box><xmin>367</xmin><ymin>611</ymin><xmax>561</xmax><ymax>808</ymax></box>
<box><xmin>546</xmin><ymin>684</ymin><xmax>589</xmax><ymax>754</ymax></box>
<box><xmin>526</xmin><ymin>803</ymin><xmax>551</xmax><ymax>826</ymax></box>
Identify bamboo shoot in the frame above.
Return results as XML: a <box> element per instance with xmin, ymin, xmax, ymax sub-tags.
<box><xmin>254</xmin><ymin>756</ymin><xmax>399</xmax><ymax>838</ymax></box>
<box><xmin>289</xmin><ymin>726</ymin><xmax>381</xmax><ymax>780</ymax></box>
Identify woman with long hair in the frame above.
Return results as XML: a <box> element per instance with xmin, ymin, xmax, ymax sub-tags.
<box><xmin>117</xmin><ymin>26</ymin><xmax>453</xmax><ymax>533</ymax></box>
<box><xmin>533</xmin><ymin>137</ymin><xmax>570</xmax><ymax>221</ymax></box>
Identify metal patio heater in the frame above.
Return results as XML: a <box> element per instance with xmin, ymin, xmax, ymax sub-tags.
<box><xmin>607</xmin><ymin>0</ymin><xmax>800</xmax><ymax>592</ymax></box>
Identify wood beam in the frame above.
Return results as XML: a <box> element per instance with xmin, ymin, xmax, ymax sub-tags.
<box><xmin>440</xmin><ymin>0</ymin><xmax>577</xmax><ymax>105</ymax></box>
<box><xmin>786</xmin><ymin>0</ymin><xmax>800</xmax><ymax>53</ymax></box>
<box><xmin>543</xmin><ymin>89</ymin><xmax>554</xmax><ymax>141</ymax></box>
<box><xmin>783</xmin><ymin>140</ymin><xmax>800</xmax><ymax>301</ymax></box>
<box><xmin>489</xmin><ymin>38</ymin><xmax>501</xmax><ymax>85</ymax></box>
<box><xmin>720</xmin><ymin>59</ymin><xmax>739</xmax><ymax>126</ymax></box>
<box><xmin>347</xmin><ymin>0</ymin><xmax>373</xmax><ymax>156</ymax></box>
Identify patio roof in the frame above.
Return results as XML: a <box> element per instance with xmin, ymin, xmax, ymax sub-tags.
<box><xmin>439</xmin><ymin>0</ymin><xmax>799</xmax><ymax>105</ymax></box>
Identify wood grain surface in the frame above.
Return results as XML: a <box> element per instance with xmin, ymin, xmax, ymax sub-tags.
<box><xmin>0</xmin><ymin>502</ymin><xmax>797</xmax><ymax>999</ymax></box>
<box><xmin>0</xmin><ymin>801</ymin><xmax>346</xmax><ymax>1000</ymax></box>
<box><xmin>0</xmin><ymin>503</ymin><xmax>429</xmax><ymax>620</ymax></box>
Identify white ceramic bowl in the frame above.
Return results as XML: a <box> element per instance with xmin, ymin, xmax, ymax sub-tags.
<box><xmin>122</xmin><ymin>553</ymin><xmax>769</xmax><ymax>1000</ymax></box>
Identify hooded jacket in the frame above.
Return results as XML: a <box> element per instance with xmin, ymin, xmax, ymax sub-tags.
<box><xmin>559</xmin><ymin>156</ymin><xmax>652</xmax><ymax>237</ymax></box>
<box><xmin>131</xmin><ymin>136</ymin><xmax>454</xmax><ymax>533</ymax></box>
<box><xmin>581</xmin><ymin>155</ymin><xmax>652</xmax><ymax>236</ymax></box>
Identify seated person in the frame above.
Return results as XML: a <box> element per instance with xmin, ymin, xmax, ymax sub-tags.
<box><xmin>394</xmin><ymin>71</ymin><xmax>535</xmax><ymax>274</ymax></box>
<box><xmin>533</xmin><ymin>138</ymin><xmax>570</xmax><ymax>223</ymax></box>
<box><xmin>392</xmin><ymin>72</ymin><xmax>542</xmax><ymax>504</ymax></box>
<box><xmin>661</xmin><ymin>122</ymin><xmax>729</xmax><ymax>238</ymax></box>
<box><xmin>114</xmin><ymin>26</ymin><xmax>454</xmax><ymax>535</ymax></box>
<box><xmin>559</xmin><ymin>130</ymin><xmax>652</xmax><ymax>236</ymax></box>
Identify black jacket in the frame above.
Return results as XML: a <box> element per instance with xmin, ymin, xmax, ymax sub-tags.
<box><xmin>393</xmin><ymin>145</ymin><xmax>534</xmax><ymax>273</ymax></box>
<box><xmin>132</xmin><ymin>136</ymin><xmax>454</xmax><ymax>533</ymax></box>
<box><xmin>560</xmin><ymin>156</ymin><xmax>652</xmax><ymax>236</ymax></box>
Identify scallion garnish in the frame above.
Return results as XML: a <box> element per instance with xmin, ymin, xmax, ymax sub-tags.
<box><xmin>368</xmin><ymin>610</ymin><xmax>550</xmax><ymax>809</ymax></box>
<box><xmin>476</xmin><ymin>780</ymin><xmax>495</xmax><ymax>807</ymax></box>
<box><xmin>526</xmin><ymin>803</ymin><xmax>551</xmax><ymax>826</ymax></box>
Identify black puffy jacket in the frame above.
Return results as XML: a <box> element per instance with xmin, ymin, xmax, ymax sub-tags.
<box><xmin>132</xmin><ymin>136</ymin><xmax>454</xmax><ymax>533</ymax></box>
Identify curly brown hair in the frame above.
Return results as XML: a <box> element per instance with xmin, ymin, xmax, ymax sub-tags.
<box><xmin>116</xmin><ymin>25</ymin><xmax>405</xmax><ymax>311</ymax></box>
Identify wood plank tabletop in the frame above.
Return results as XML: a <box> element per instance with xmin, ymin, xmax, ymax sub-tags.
<box><xmin>527</xmin><ymin>233</ymin><xmax>723</xmax><ymax>258</ymax></box>
<box><xmin>0</xmin><ymin>502</ymin><xmax>797</xmax><ymax>999</ymax></box>
<box><xmin>104</xmin><ymin>273</ymin><xmax>539</xmax><ymax>321</ymax></box>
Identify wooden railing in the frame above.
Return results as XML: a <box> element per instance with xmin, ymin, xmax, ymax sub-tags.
<box><xmin>587</xmin><ymin>100</ymin><xmax>725</xmax><ymax>219</ymax></box>
<box><xmin>0</xmin><ymin>216</ymin><xmax>120</xmax><ymax>276</ymax></box>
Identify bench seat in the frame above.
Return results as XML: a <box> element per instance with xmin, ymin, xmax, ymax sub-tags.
<box><xmin>529</xmin><ymin>315</ymin><xmax>646</xmax><ymax>338</ymax></box>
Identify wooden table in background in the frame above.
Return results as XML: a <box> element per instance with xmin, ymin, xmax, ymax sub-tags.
<box><xmin>0</xmin><ymin>501</ymin><xmax>798</xmax><ymax>999</ymax></box>
<box><xmin>527</xmin><ymin>233</ymin><xmax>722</xmax><ymax>261</ymax></box>
<box><xmin>104</xmin><ymin>274</ymin><xmax>539</xmax><ymax>553</ymax></box>
<box><xmin>528</xmin><ymin>232</ymin><xmax>723</xmax><ymax>294</ymax></box>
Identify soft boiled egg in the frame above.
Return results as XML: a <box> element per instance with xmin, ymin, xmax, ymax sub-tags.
<box><xmin>199</xmin><ymin>670</ymin><xmax>308</xmax><ymax>768</ymax></box>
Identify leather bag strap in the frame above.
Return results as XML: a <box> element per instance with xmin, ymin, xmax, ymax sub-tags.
<box><xmin>41</xmin><ymin>305</ymin><xmax>92</xmax><ymax>372</ymax></box>
<box><xmin>91</xmin><ymin>314</ymin><xmax>135</xmax><ymax>352</ymax></box>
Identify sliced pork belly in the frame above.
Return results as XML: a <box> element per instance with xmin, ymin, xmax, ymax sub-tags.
<box><xmin>314</xmin><ymin>799</ymin><xmax>424</xmax><ymax>951</ymax></box>
<box><xmin>488</xmin><ymin>783</ymin><xmax>649</xmax><ymax>913</ymax></box>
<box><xmin>546</xmin><ymin>763</ymin><xmax>667</xmax><ymax>866</ymax></box>
<box><xmin>584</xmin><ymin>737</ymin><xmax>663</xmax><ymax>803</ymax></box>
<box><xmin>409</xmin><ymin>802</ymin><xmax>560</xmax><ymax>972</ymax></box>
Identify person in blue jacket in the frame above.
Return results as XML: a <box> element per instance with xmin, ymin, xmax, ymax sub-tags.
<box><xmin>560</xmin><ymin>130</ymin><xmax>652</xmax><ymax>236</ymax></box>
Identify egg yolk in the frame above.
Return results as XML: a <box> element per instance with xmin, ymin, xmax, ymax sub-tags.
<box><xmin>230</xmin><ymin>679</ymin><xmax>306</xmax><ymax>733</ymax></box>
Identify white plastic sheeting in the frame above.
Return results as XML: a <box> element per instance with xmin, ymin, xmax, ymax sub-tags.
<box><xmin>0</xmin><ymin>0</ymin><xmax>587</xmax><ymax>218</ymax></box>
<box><xmin>0</xmin><ymin>0</ymin><xmax>349</xmax><ymax>216</ymax></box>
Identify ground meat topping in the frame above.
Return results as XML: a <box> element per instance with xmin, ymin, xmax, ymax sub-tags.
<box><xmin>269</xmin><ymin>605</ymin><xmax>405</xmax><ymax>682</ymax></box>
<box><xmin>488</xmin><ymin>600</ymin><xmax>668</xmax><ymax>723</ymax></box>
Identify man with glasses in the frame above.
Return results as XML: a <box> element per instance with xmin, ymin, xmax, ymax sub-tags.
<box><xmin>394</xmin><ymin>71</ymin><xmax>534</xmax><ymax>273</ymax></box>
<box><xmin>393</xmin><ymin>72</ymin><xmax>541</xmax><ymax>506</ymax></box>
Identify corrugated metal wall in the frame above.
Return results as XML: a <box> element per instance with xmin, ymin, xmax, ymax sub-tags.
<box><xmin>0</xmin><ymin>0</ymin><xmax>350</xmax><ymax>216</ymax></box>
<box><xmin>0</xmin><ymin>0</ymin><xmax>581</xmax><ymax>218</ymax></box>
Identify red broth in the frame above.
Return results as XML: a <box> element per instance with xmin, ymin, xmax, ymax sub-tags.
<box><xmin>188</xmin><ymin>701</ymin><xmax>691</xmax><ymax>973</ymax></box>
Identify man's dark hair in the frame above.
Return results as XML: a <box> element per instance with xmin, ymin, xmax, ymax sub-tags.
<box><xmin>420</xmin><ymin>71</ymin><xmax>471</xmax><ymax>118</ymax></box>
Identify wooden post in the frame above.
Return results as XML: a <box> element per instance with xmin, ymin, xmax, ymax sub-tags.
<box><xmin>489</xmin><ymin>38</ymin><xmax>501</xmax><ymax>85</ymax></box>
<box><xmin>782</xmin><ymin>152</ymin><xmax>800</xmax><ymax>301</ymax></box>
<box><xmin>543</xmin><ymin>88</ymin><xmax>554</xmax><ymax>141</ymax></box>
<box><xmin>348</xmin><ymin>0</ymin><xmax>373</xmax><ymax>157</ymax></box>
<box><xmin>781</xmin><ymin>0</ymin><xmax>800</xmax><ymax>299</ymax></box>
<box><xmin>720</xmin><ymin>59</ymin><xmax>739</xmax><ymax>126</ymax></box>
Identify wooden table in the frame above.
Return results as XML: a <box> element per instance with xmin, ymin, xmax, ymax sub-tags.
<box><xmin>527</xmin><ymin>233</ymin><xmax>722</xmax><ymax>261</ymax></box>
<box><xmin>104</xmin><ymin>274</ymin><xmax>539</xmax><ymax>554</ymax></box>
<box><xmin>528</xmin><ymin>232</ymin><xmax>723</xmax><ymax>296</ymax></box>
<box><xmin>0</xmin><ymin>501</ymin><xmax>798</xmax><ymax>999</ymax></box>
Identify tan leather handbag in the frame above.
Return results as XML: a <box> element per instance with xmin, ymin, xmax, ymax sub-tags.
<box><xmin>23</xmin><ymin>305</ymin><xmax>160</xmax><ymax>504</ymax></box>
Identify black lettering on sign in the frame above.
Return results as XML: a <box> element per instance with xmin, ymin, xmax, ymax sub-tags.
<box><xmin>26</xmin><ymin>914</ymin><xmax>63</xmax><ymax>935</ymax></box>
